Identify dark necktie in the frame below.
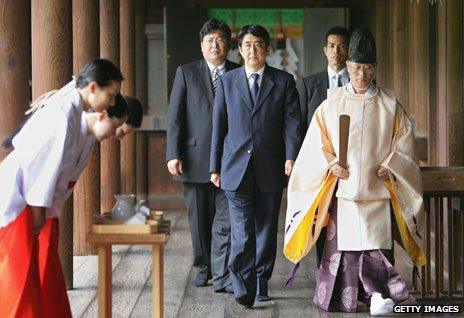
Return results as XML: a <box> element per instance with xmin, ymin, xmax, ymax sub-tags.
<box><xmin>336</xmin><ymin>75</ymin><xmax>343</xmax><ymax>87</ymax></box>
<box><xmin>250</xmin><ymin>73</ymin><xmax>260</xmax><ymax>105</ymax></box>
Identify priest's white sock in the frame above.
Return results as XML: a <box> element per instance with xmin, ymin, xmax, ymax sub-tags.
<box><xmin>370</xmin><ymin>292</ymin><xmax>394</xmax><ymax>316</ymax></box>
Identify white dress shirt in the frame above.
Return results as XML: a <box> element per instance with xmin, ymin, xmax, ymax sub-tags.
<box><xmin>245</xmin><ymin>65</ymin><xmax>265</xmax><ymax>90</ymax></box>
<box><xmin>206</xmin><ymin>60</ymin><xmax>226</xmax><ymax>76</ymax></box>
<box><xmin>327</xmin><ymin>66</ymin><xmax>349</xmax><ymax>89</ymax></box>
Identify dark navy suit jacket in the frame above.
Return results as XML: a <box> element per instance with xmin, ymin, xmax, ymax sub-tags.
<box><xmin>297</xmin><ymin>69</ymin><xmax>329</xmax><ymax>131</ymax></box>
<box><xmin>210</xmin><ymin>65</ymin><xmax>303</xmax><ymax>192</ymax></box>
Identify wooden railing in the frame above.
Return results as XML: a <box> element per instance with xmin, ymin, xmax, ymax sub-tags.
<box><xmin>412</xmin><ymin>167</ymin><xmax>464</xmax><ymax>301</ymax></box>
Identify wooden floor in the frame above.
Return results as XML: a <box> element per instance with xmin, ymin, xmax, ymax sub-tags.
<box><xmin>67</xmin><ymin>204</ymin><xmax>451</xmax><ymax>318</ymax></box>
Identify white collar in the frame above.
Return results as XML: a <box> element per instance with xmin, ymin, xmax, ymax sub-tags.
<box><xmin>346</xmin><ymin>81</ymin><xmax>378</xmax><ymax>96</ymax></box>
<box><xmin>245</xmin><ymin>65</ymin><xmax>265</xmax><ymax>79</ymax></box>
<box><xmin>205</xmin><ymin>60</ymin><xmax>226</xmax><ymax>73</ymax></box>
<box><xmin>81</xmin><ymin>111</ymin><xmax>91</xmax><ymax>138</ymax></box>
<box><xmin>327</xmin><ymin>66</ymin><xmax>348</xmax><ymax>80</ymax></box>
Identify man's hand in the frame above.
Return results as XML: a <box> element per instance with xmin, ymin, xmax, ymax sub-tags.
<box><xmin>285</xmin><ymin>160</ymin><xmax>295</xmax><ymax>176</ymax></box>
<box><xmin>30</xmin><ymin>206</ymin><xmax>46</xmax><ymax>235</ymax></box>
<box><xmin>210</xmin><ymin>172</ymin><xmax>221</xmax><ymax>187</ymax></box>
<box><xmin>167</xmin><ymin>159</ymin><xmax>183</xmax><ymax>176</ymax></box>
<box><xmin>330</xmin><ymin>163</ymin><xmax>350</xmax><ymax>179</ymax></box>
<box><xmin>377</xmin><ymin>165</ymin><xmax>390</xmax><ymax>181</ymax></box>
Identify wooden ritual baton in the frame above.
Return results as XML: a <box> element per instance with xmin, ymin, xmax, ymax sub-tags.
<box><xmin>339</xmin><ymin>115</ymin><xmax>350</xmax><ymax>169</ymax></box>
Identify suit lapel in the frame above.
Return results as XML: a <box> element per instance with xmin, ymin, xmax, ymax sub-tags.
<box><xmin>194</xmin><ymin>59</ymin><xmax>214</xmax><ymax>104</ymax></box>
<box><xmin>317</xmin><ymin>70</ymin><xmax>329</xmax><ymax>100</ymax></box>
<box><xmin>224</xmin><ymin>59</ymin><xmax>236</xmax><ymax>72</ymax></box>
<box><xmin>252</xmin><ymin>65</ymin><xmax>275</xmax><ymax>115</ymax></box>
<box><xmin>235</xmin><ymin>67</ymin><xmax>253</xmax><ymax>112</ymax></box>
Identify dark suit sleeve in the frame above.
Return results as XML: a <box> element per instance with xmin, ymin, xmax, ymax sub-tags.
<box><xmin>210</xmin><ymin>76</ymin><xmax>227</xmax><ymax>173</ymax></box>
<box><xmin>296</xmin><ymin>79</ymin><xmax>308</xmax><ymax>132</ymax></box>
<box><xmin>166</xmin><ymin>66</ymin><xmax>187</xmax><ymax>161</ymax></box>
<box><xmin>284</xmin><ymin>76</ymin><xmax>303</xmax><ymax>161</ymax></box>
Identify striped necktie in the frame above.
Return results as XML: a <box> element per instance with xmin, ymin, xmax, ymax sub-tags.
<box><xmin>212</xmin><ymin>68</ymin><xmax>219</xmax><ymax>95</ymax></box>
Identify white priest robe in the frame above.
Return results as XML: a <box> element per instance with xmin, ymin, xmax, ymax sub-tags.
<box><xmin>284</xmin><ymin>85</ymin><xmax>426</xmax><ymax>267</ymax></box>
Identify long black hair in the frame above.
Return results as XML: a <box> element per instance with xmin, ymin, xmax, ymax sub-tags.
<box><xmin>76</xmin><ymin>58</ymin><xmax>124</xmax><ymax>89</ymax></box>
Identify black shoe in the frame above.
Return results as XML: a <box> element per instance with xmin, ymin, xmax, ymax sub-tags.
<box><xmin>191</xmin><ymin>266</ymin><xmax>210</xmax><ymax>287</ymax></box>
<box><xmin>214</xmin><ymin>284</ymin><xmax>234</xmax><ymax>294</ymax></box>
<box><xmin>235</xmin><ymin>295</ymin><xmax>254</xmax><ymax>308</ymax></box>
<box><xmin>256</xmin><ymin>279</ymin><xmax>270</xmax><ymax>301</ymax></box>
<box><xmin>255</xmin><ymin>294</ymin><xmax>271</xmax><ymax>302</ymax></box>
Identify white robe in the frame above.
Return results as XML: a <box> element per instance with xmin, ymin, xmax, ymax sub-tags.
<box><xmin>0</xmin><ymin>81</ymin><xmax>94</xmax><ymax>228</ymax></box>
<box><xmin>284</xmin><ymin>85</ymin><xmax>426</xmax><ymax>267</ymax></box>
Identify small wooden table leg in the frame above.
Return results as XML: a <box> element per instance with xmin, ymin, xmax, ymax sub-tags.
<box><xmin>98</xmin><ymin>245</ymin><xmax>112</xmax><ymax>318</ymax></box>
<box><xmin>152</xmin><ymin>245</ymin><xmax>164</xmax><ymax>318</ymax></box>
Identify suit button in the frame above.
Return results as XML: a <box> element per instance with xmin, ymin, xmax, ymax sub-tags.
<box><xmin>247</xmin><ymin>150</ymin><xmax>251</xmax><ymax>154</ymax></box>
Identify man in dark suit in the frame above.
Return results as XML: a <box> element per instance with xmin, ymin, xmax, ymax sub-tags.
<box><xmin>298</xmin><ymin>26</ymin><xmax>350</xmax><ymax>130</ymax></box>
<box><xmin>210</xmin><ymin>24</ymin><xmax>303</xmax><ymax>307</ymax></box>
<box><xmin>166</xmin><ymin>19</ymin><xmax>240</xmax><ymax>292</ymax></box>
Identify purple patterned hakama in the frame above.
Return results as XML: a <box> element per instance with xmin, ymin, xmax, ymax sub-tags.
<box><xmin>313</xmin><ymin>200</ymin><xmax>409</xmax><ymax>312</ymax></box>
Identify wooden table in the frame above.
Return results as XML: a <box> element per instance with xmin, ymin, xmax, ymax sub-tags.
<box><xmin>87</xmin><ymin>231</ymin><xmax>169</xmax><ymax>318</ymax></box>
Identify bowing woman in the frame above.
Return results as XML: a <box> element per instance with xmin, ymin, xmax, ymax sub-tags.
<box><xmin>0</xmin><ymin>58</ymin><xmax>126</xmax><ymax>318</ymax></box>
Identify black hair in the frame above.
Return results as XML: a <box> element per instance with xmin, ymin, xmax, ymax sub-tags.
<box><xmin>238</xmin><ymin>24</ymin><xmax>270</xmax><ymax>47</ymax></box>
<box><xmin>107</xmin><ymin>94</ymin><xmax>128</xmax><ymax>119</ymax></box>
<box><xmin>76</xmin><ymin>58</ymin><xmax>124</xmax><ymax>89</ymax></box>
<box><xmin>123</xmin><ymin>96</ymin><xmax>143</xmax><ymax>128</ymax></box>
<box><xmin>199</xmin><ymin>18</ymin><xmax>231</xmax><ymax>43</ymax></box>
<box><xmin>2</xmin><ymin>90</ymin><xmax>128</xmax><ymax>152</ymax></box>
<box><xmin>325</xmin><ymin>26</ymin><xmax>351</xmax><ymax>45</ymax></box>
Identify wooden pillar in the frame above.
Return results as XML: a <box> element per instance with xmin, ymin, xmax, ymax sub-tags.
<box><xmin>390</xmin><ymin>0</ymin><xmax>409</xmax><ymax>108</ymax></box>
<box><xmin>135</xmin><ymin>0</ymin><xmax>147</xmax><ymax>108</ymax></box>
<box><xmin>408</xmin><ymin>1</ymin><xmax>429</xmax><ymax>163</ymax></box>
<box><xmin>120</xmin><ymin>0</ymin><xmax>137</xmax><ymax>195</ymax></box>
<box><xmin>0</xmin><ymin>0</ymin><xmax>30</xmax><ymax>161</ymax></box>
<box><xmin>374</xmin><ymin>0</ymin><xmax>391</xmax><ymax>89</ymax></box>
<box><xmin>436</xmin><ymin>1</ymin><xmax>464</xmax><ymax>166</ymax></box>
<box><xmin>58</xmin><ymin>199</ymin><xmax>74</xmax><ymax>289</ymax></box>
<box><xmin>135</xmin><ymin>0</ymin><xmax>148</xmax><ymax>200</ymax></box>
<box><xmin>100</xmin><ymin>0</ymin><xmax>121</xmax><ymax>213</ymax></box>
<box><xmin>444</xmin><ymin>1</ymin><xmax>464</xmax><ymax>165</ymax></box>
<box><xmin>31</xmin><ymin>0</ymin><xmax>72</xmax><ymax>288</ymax></box>
<box><xmin>72</xmin><ymin>0</ymin><xmax>99</xmax><ymax>256</ymax></box>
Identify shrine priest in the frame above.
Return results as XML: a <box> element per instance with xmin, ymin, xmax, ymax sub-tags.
<box><xmin>283</xmin><ymin>27</ymin><xmax>426</xmax><ymax>316</ymax></box>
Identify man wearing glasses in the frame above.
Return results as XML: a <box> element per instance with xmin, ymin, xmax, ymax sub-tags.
<box><xmin>284</xmin><ymin>27</ymin><xmax>426</xmax><ymax>315</ymax></box>
<box><xmin>167</xmin><ymin>19</ymin><xmax>240</xmax><ymax>292</ymax></box>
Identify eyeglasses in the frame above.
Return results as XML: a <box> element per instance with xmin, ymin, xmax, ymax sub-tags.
<box><xmin>348</xmin><ymin>62</ymin><xmax>376</xmax><ymax>75</ymax></box>
<box><xmin>203</xmin><ymin>38</ymin><xmax>226</xmax><ymax>45</ymax></box>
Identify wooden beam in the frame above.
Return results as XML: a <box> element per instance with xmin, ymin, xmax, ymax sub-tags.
<box><xmin>72</xmin><ymin>0</ymin><xmax>100</xmax><ymax>256</ymax></box>
<box><xmin>100</xmin><ymin>0</ymin><xmax>121</xmax><ymax>214</ymax></box>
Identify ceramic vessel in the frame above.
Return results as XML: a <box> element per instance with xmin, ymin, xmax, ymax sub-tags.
<box><xmin>112</xmin><ymin>194</ymin><xmax>136</xmax><ymax>221</ymax></box>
